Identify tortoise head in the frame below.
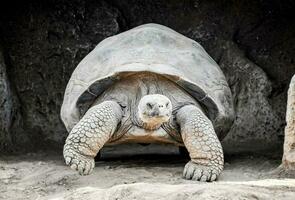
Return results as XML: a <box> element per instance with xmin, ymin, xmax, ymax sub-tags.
<box><xmin>137</xmin><ymin>94</ymin><xmax>172</xmax><ymax>130</ymax></box>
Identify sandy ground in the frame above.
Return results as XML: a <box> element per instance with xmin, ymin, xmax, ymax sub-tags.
<box><xmin>1</xmin><ymin>144</ymin><xmax>295</xmax><ymax>200</ymax></box>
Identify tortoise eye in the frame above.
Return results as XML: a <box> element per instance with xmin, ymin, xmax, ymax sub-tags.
<box><xmin>146</xmin><ymin>103</ymin><xmax>153</xmax><ymax>109</ymax></box>
<box><xmin>166</xmin><ymin>102</ymin><xmax>170</xmax><ymax>107</ymax></box>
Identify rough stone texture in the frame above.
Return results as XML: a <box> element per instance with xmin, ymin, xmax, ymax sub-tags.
<box><xmin>282</xmin><ymin>74</ymin><xmax>295</xmax><ymax>169</ymax></box>
<box><xmin>0</xmin><ymin>46</ymin><xmax>23</xmax><ymax>152</ymax></box>
<box><xmin>219</xmin><ymin>41</ymin><xmax>283</xmax><ymax>152</ymax></box>
<box><xmin>0</xmin><ymin>0</ymin><xmax>122</xmax><ymax>151</ymax></box>
<box><xmin>0</xmin><ymin>47</ymin><xmax>13</xmax><ymax>150</ymax></box>
<box><xmin>0</xmin><ymin>0</ymin><xmax>294</xmax><ymax>153</ymax></box>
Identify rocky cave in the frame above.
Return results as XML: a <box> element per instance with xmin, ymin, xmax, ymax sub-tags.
<box><xmin>0</xmin><ymin>0</ymin><xmax>295</xmax><ymax>199</ymax></box>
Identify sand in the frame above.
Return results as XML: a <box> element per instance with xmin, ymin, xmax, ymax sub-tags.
<box><xmin>1</xmin><ymin>144</ymin><xmax>295</xmax><ymax>200</ymax></box>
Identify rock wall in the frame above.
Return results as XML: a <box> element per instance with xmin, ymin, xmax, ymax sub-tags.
<box><xmin>0</xmin><ymin>47</ymin><xmax>23</xmax><ymax>152</ymax></box>
<box><xmin>219</xmin><ymin>41</ymin><xmax>283</xmax><ymax>153</ymax></box>
<box><xmin>282</xmin><ymin>75</ymin><xmax>295</xmax><ymax>169</ymax></box>
<box><xmin>0</xmin><ymin>0</ymin><xmax>294</xmax><ymax>153</ymax></box>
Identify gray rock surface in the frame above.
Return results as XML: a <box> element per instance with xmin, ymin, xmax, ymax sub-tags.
<box><xmin>0</xmin><ymin>47</ymin><xmax>23</xmax><ymax>151</ymax></box>
<box><xmin>0</xmin><ymin>47</ymin><xmax>13</xmax><ymax>150</ymax></box>
<box><xmin>0</xmin><ymin>1</ymin><xmax>122</xmax><ymax>151</ymax></box>
<box><xmin>282</xmin><ymin>74</ymin><xmax>295</xmax><ymax>169</ymax></box>
<box><xmin>0</xmin><ymin>0</ymin><xmax>294</xmax><ymax>153</ymax></box>
<box><xmin>219</xmin><ymin>42</ymin><xmax>283</xmax><ymax>153</ymax></box>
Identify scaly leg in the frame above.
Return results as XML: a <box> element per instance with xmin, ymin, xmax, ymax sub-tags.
<box><xmin>176</xmin><ymin>105</ymin><xmax>224</xmax><ymax>182</ymax></box>
<box><xmin>63</xmin><ymin>101</ymin><xmax>122</xmax><ymax>175</ymax></box>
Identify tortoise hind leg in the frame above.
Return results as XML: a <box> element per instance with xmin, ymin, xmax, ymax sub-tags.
<box><xmin>63</xmin><ymin>101</ymin><xmax>122</xmax><ymax>175</ymax></box>
<box><xmin>176</xmin><ymin>105</ymin><xmax>224</xmax><ymax>182</ymax></box>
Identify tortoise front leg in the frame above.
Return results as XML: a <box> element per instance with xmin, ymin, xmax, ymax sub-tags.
<box><xmin>176</xmin><ymin>105</ymin><xmax>224</xmax><ymax>182</ymax></box>
<box><xmin>63</xmin><ymin>101</ymin><xmax>122</xmax><ymax>175</ymax></box>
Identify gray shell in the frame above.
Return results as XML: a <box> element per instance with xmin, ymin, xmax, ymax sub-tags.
<box><xmin>61</xmin><ymin>24</ymin><xmax>234</xmax><ymax>139</ymax></box>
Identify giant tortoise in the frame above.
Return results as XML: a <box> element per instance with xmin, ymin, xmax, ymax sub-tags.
<box><xmin>61</xmin><ymin>24</ymin><xmax>234</xmax><ymax>181</ymax></box>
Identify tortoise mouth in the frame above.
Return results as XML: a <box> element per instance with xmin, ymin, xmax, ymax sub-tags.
<box><xmin>140</xmin><ymin>113</ymin><xmax>171</xmax><ymax>124</ymax></box>
<box><xmin>139</xmin><ymin>113</ymin><xmax>171</xmax><ymax>130</ymax></box>
<box><xmin>143</xmin><ymin>113</ymin><xmax>170</xmax><ymax>120</ymax></box>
